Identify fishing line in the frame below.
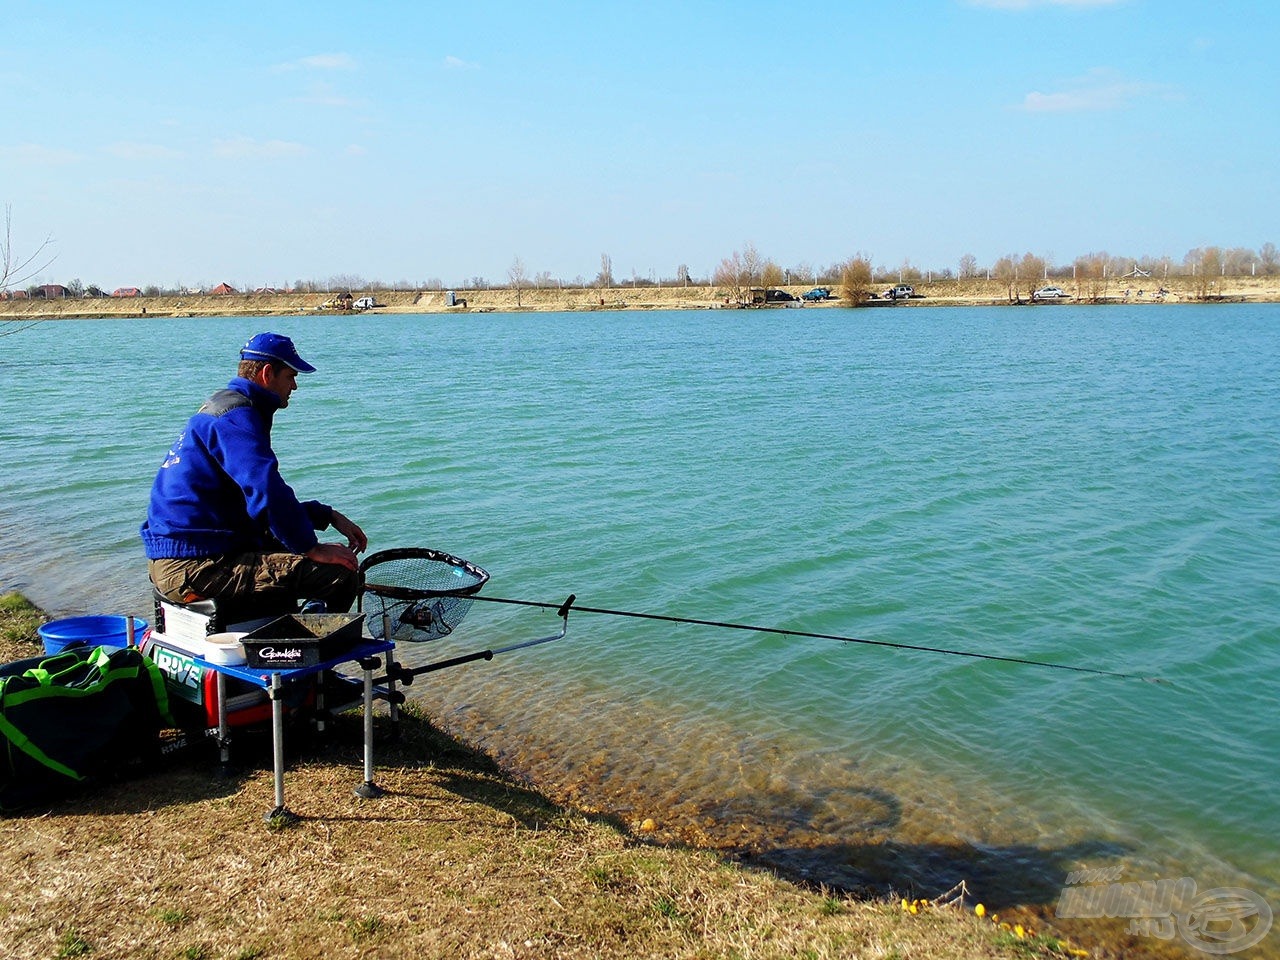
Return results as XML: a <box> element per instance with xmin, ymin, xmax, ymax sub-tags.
<box><xmin>466</xmin><ymin>593</ymin><xmax>1166</xmax><ymax>684</ymax></box>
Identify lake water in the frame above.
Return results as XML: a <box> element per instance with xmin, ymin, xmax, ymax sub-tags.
<box><xmin>1</xmin><ymin>306</ymin><xmax>1276</xmax><ymax>939</ymax></box>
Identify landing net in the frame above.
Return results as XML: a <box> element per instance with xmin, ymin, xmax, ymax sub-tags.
<box><xmin>358</xmin><ymin>547</ymin><xmax>489</xmax><ymax>642</ymax></box>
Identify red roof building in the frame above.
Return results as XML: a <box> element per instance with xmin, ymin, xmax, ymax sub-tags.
<box><xmin>210</xmin><ymin>283</ymin><xmax>237</xmax><ymax>295</ymax></box>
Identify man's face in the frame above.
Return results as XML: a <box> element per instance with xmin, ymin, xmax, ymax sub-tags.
<box><xmin>263</xmin><ymin>364</ymin><xmax>298</xmax><ymax>407</ymax></box>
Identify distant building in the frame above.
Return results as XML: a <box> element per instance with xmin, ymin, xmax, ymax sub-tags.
<box><xmin>37</xmin><ymin>284</ymin><xmax>70</xmax><ymax>299</ymax></box>
<box><xmin>210</xmin><ymin>283</ymin><xmax>237</xmax><ymax>295</ymax></box>
<box><xmin>112</xmin><ymin>287</ymin><xmax>141</xmax><ymax>298</ymax></box>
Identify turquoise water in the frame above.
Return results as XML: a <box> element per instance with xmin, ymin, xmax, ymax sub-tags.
<box><xmin>1</xmin><ymin>307</ymin><xmax>1277</xmax><ymax>918</ymax></box>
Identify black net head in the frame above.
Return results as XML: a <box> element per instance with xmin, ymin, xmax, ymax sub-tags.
<box><xmin>359</xmin><ymin>548</ymin><xmax>489</xmax><ymax>642</ymax></box>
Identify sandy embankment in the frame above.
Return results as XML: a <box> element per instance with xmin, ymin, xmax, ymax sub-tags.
<box><xmin>3</xmin><ymin>275</ymin><xmax>1279</xmax><ymax>321</ymax></box>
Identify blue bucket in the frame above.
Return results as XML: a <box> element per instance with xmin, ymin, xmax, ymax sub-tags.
<box><xmin>37</xmin><ymin>616</ymin><xmax>148</xmax><ymax>656</ymax></box>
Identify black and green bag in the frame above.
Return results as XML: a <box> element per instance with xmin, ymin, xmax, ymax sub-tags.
<box><xmin>0</xmin><ymin>645</ymin><xmax>173</xmax><ymax>812</ymax></box>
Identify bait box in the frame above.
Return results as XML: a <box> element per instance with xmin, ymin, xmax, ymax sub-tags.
<box><xmin>241</xmin><ymin>614</ymin><xmax>366</xmax><ymax>670</ymax></box>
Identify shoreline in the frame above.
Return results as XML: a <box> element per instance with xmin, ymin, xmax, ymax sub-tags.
<box><xmin>0</xmin><ymin>587</ymin><xmax>1236</xmax><ymax>960</ymax></box>
<box><xmin>3</xmin><ymin>275</ymin><xmax>1280</xmax><ymax>322</ymax></box>
<box><xmin>0</xmin><ymin>591</ymin><xmax>1103</xmax><ymax>960</ymax></box>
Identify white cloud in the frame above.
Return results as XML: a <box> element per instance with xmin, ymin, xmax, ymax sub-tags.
<box><xmin>292</xmin><ymin>80</ymin><xmax>362</xmax><ymax>108</ymax></box>
<box><xmin>273</xmin><ymin>52</ymin><xmax>356</xmax><ymax>72</ymax></box>
<box><xmin>1019</xmin><ymin>69</ymin><xmax>1166</xmax><ymax>112</ymax></box>
<box><xmin>443</xmin><ymin>55</ymin><xmax>479</xmax><ymax>70</ymax></box>
<box><xmin>105</xmin><ymin>142</ymin><xmax>184</xmax><ymax>161</ymax></box>
<box><xmin>213</xmin><ymin>137</ymin><xmax>309</xmax><ymax>159</ymax></box>
<box><xmin>301</xmin><ymin>52</ymin><xmax>356</xmax><ymax>69</ymax></box>
<box><xmin>0</xmin><ymin>143</ymin><xmax>81</xmax><ymax>165</ymax></box>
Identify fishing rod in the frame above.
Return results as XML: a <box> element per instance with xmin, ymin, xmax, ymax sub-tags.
<box><xmin>355</xmin><ymin>548</ymin><xmax>1165</xmax><ymax>684</ymax></box>
<box><xmin>466</xmin><ymin>593</ymin><xmax>1167</xmax><ymax>684</ymax></box>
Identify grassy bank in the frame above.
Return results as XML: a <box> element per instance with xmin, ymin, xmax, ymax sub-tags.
<box><xmin>3</xmin><ymin>274</ymin><xmax>1280</xmax><ymax>323</ymax></box>
<box><xmin>0</xmin><ymin>592</ymin><xmax>1096</xmax><ymax>960</ymax></box>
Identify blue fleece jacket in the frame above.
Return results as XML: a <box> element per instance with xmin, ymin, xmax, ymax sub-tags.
<box><xmin>140</xmin><ymin>377</ymin><xmax>332</xmax><ymax>559</ymax></box>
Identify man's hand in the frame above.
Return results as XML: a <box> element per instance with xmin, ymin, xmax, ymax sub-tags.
<box><xmin>329</xmin><ymin>510</ymin><xmax>368</xmax><ymax>553</ymax></box>
<box><xmin>307</xmin><ymin>542</ymin><xmax>360</xmax><ymax>572</ymax></box>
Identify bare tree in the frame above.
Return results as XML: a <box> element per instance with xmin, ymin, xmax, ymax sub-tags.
<box><xmin>1185</xmin><ymin>247</ymin><xmax>1223</xmax><ymax>299</ymax></box>
<box><xmin>0</xmin><ymin>206</ymin><xmax>57</xmax><ymax>336</ymax></box>
<box><xmin>713</xmin><ymin>242</ymin><xmax>766</xmax><ymax>304</ymax></box>
<box><xmin>328</xmin><ymin>273</ymin><xmax>366</xmax><ymax>292</ymax></box>
<box><xmin>595</xmin><ymin>253</ymin><xmax>614</xmax><ymax>288</ymax></box>
<box><xmin>1259</xmin><ymin>242</ymin><xmax>1278</xmax><ymax>276</ymax></box>
<box><xmin>788</xmin><ymin>262</ymin><xmax>814</xmax><ymax>285</ymax></box>
<box><xmin>1223</xmin><ymin>247</ymin><xmax>1256</xmax><ymax>276</ymax></box>
<box><xmin>958</xmin><ymin>253</ymin><xmax>978</xmax><ymax>279</ymax></box>
<box><xmin>1074</xmin><ymin>252</ymin><xmax>1109</xmax><ymax>302</ymax></box>
<box><xmin>839</xmin><ymin>255</ymin><xmax>873</xmax><ymax>304</ymax></box>
<box><xmin>1</xmin><ymin>206</ymin><xmax>54</xmax><ymax>294</ymax></box>
<box><xmin>992</xmin><ymin>254</ymin><xmax>1018</xmax><ymax>302</ymax></box>
<box><xmin>713</xmin><ymin>251</ymin><xmax>747</xmax><ymax>304</ymax></box>
<box><xmin>508</xmin><ymin>255</ymin><xmax>528</xmax><ymax>307</ymax></box>
<box><xmin>1019</xmin><ymin>252</ymin><xmax>1047</xmax><ymax>300</ymax></box>
<box><xmin>740</xmin><ymin>242</ymin><xmax>763</xmax><ymax>290</ymax></box>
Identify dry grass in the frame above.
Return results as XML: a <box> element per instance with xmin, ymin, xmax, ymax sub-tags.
<box><xmin>0</xmin><ymin>593</ymin><xmax>1094</xmax><ymax>960</ymax></box>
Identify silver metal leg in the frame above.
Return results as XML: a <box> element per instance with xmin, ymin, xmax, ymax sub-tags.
<box><xmin>216</xmin><ymin>671</ymin><xmax>231</xmax><ymax>773</ymax></box>
<box><xmin>315</xmin><ymin>671</ymin><xmax>327</xmax><ymax>736</ymax></box>
<box><xmin>353</xmin><ymin>657</ymin><xmax>384</xmax><ymax>799</ymax></box>
<box><xmin>382</xmin><ymin>611</ymin><xmax>400</xmax><ymax>738</ymax></box>
<box><xmin>265</xmin><ymin>671</ymin><xmax>298</xmax><ymax>823</ymax></box>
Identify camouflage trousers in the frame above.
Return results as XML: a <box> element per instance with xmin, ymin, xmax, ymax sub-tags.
<box><xmin>148</xmin><ymin>552</ymin><xmax>360</xmax><ymax>614</ymax></box>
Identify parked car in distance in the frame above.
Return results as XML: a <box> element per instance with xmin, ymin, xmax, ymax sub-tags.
<box><xmin>885</xmin><ymin>285</ymin><xmax>915</xmax><ymax>300</ymax></box>
<box><xmin>352</xmin><ymin>296</ymin><xmax>381</xmax><ymax>310</ymax></box>
<box><xmin>802</xmin><ymin>287</ymin><xmax>834</xmax><ymax>301</ymax></box>
<box><xmin>1032</xmin><ymin>286</ymin><xmax>1069</xmax><ymax>301</ymax></box>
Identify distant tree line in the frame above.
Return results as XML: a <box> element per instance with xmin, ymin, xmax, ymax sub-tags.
<box><xmin>12</xmin><ymin>243</ymin><xmax>1279</xmax><ymax>304</ymax></box>
<box><xmin>4</xmin><ymin>197</ymin><xmax>1276</xmax><ymax>302</ymax></box>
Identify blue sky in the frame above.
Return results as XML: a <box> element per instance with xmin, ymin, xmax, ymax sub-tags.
<box><xmin>3</xmin><ymin>0</ymin><xmax>1277</xmax><ymax>289</ymax></box>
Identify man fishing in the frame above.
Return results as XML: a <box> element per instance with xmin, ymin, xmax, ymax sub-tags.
<box><xmin>141</xmin><ymin>332</ymin><xmax>367</xmax><ymax>615</ymax></box>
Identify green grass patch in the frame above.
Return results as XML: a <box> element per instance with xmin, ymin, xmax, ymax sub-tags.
<box><xmin>155</xmin><ymin>907</ymin><xmax>191</xmax><ymax>927</ymax></box>
<box><xmin>345</xmin><ymin>915</ymin><xmax>385</xmax><ymax>944</ymax></box>
<box><xmin>55</xmin><ymin>931</ymin><xmax>92</xmax><ymax>958</ymax></box>
<box><xmin>0</xmin><ymin>591</ymin><xmax>44</xmax><ymax>651</ymax></box>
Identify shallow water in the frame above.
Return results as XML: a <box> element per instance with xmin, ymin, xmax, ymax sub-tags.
<box><xmin>2</xmin><ymin>306</ymin><xmax>1277</xmax><ymax>940</ymax></box>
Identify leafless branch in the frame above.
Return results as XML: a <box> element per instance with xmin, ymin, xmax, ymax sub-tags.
<box><xmin>0</xmin><ymin>206</ymin><xmax>58</xmax><ymax>336</ymax></box>
<box><xmin>1</xmin><ymin>204</ymin><xmax>56</xmax><ymax>292</ymax></box>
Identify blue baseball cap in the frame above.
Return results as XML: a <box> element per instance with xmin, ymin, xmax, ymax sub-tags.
<box><xmin>239</xmin><ymin>332</ymin><xmax>316</xmax><ymax>373</ymax></box>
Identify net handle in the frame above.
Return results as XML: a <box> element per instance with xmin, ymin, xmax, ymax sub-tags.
<box><xmin>358</xmin><ymin>546</ymin><xmax>490</xmax><ymax>601</ymax></box>
<box><xmin>362</xmin><ymin>581</ymin><xmax>484</xmax><ymax>601</ymax></box>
